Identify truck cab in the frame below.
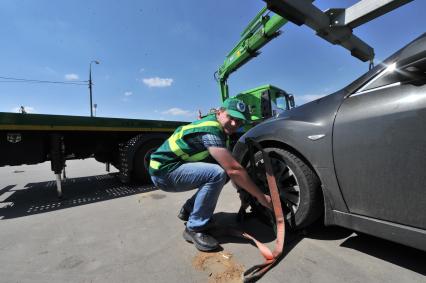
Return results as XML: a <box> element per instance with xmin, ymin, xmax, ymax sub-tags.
<box><xmin>234</xmin><ymin>84</ymin><xmax>295</xmax><ymax>123</ymax></box>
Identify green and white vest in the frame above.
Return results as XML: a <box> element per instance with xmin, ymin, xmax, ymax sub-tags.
<box><xmin>149</xmin><ymin>114</ymin><xmax>225</xmax><ymax>176</ymax></box>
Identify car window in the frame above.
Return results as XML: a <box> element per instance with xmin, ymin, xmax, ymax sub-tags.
<box><xmin>354</xmin><ymin>57</ymin><xmax>426</xmax><ymax>95</ymax></box>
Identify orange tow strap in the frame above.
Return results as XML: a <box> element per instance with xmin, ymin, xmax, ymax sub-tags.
<box><xmin>211</xmin><ymin>140</ymin><xmax>285</xmax><ymax>282</ymax></box>
<box><xmin>240</xmin><ymin>139</ymin><xmax>285</xmax><ymax>282</ymax></box>
<box><xmin>208</xmin><ymin>140</ymin><xmax>285</xmax><ymax>281</ymax></box>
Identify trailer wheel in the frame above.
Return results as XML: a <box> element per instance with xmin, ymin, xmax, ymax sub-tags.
<box><xmin>245</xmin><ymin>147</ymin><xmax>323</xmax><ymax>229</ymax></box>
<box><xmin>132</xmin><ymin>139</ymin><xmax>164</xmax><ymax>183</ymax></box>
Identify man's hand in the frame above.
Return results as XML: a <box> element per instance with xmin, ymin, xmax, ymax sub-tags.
<box><xmin>257</xmin><ymin>194</ymin><xmax>273</xmax><ymax>210</ymax></box>
<box><xmin>208</xmin><ymin>147</ymin><xmax>273</xmax><ymax>210</ymax></box>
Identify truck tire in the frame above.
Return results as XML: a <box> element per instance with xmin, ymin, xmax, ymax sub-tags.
<box><xmin>132</xmin><ymin>139</ymin><xmax>164</xmax><ymax>183</ymax></box>
<box><xmin>245</xmin><ymin>147</ymin><xmax>323</xmax><ymax>229</ymax></box>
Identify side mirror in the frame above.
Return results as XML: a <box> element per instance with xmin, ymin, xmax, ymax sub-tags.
<box><xmin>288</xmin><ymin>95</ymin><xmax>295</xmax><ymax>108</ymax></box>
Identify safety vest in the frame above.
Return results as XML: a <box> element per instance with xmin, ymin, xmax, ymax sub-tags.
<box><xmin>149</xmin><ymin>114</ymin><xmax>225</xmax><ymax>176</ymax></box>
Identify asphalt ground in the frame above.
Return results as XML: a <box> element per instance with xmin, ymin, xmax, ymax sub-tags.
<box><xmin>0</xmin><ymin>159</ymin><xmax>424</xmax><ymax>283</ymax></box>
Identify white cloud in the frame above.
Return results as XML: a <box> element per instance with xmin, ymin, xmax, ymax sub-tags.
<box><xmin>297</xmin><ymin>94</ymin><xmax>327</xmax><ymax>105</ymax></box>
<box><xmin>139</xmin><ymin>68</ymin><xmax>145</xmax><ymax>73</ymax></box>
<box><xmin>12</xmin><ymin>106</ymin><xmax>35</xmax><ymax>113</ymax></box>
<box><xmin>142</xmin><ymin>77</ymin><xmax>173</xmax><ymax>88</ymax></box>
<box><xmin>161</xmin><ymin>107</ymin><xmax>194</xmax><ymax>117</ymax></box>
<box><xmin>124</xmin><ymin>91</ymin><xmax>133</xmax><ymax>96</ymax></box>
<box><xmin>65</xmin><ymin>73</ymin><xmax>79</xmax><ymax>81</ymax></box>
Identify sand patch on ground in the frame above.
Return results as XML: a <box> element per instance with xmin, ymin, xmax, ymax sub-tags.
<box><xmin>193</xmin><ymin>251</ymin><xmax>244</xmax><ymax>283</ymax></box>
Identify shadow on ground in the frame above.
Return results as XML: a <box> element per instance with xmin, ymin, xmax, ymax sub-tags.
<box><xmin>306</xmin><ymin>221</ymin><xmax>426</xmax><ymax>276</ymax></box>
<box><xmin>341</xmin><ymin>232</ymin><xmax>426</xmax><ymax>275</ymax></box>
<box><xmin>212</xmin><ymin>211</ymin><xmax>278</xmax><ymax>244</ymax></box>
<box><xmin>0</xmin><ymin>173</ymin><xmax>157</xmax><ymax>220</ymax></box>
<box><xmin>213</xmin><ymin>213</ymin><xmax>426</xmax><ymax>280</ymax></box>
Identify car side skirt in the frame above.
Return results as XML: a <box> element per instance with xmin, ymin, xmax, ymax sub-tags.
<box><xmin>329</xmin><ymin>210</ymin><xmax>426</xmax><ymax>252</ymax></box>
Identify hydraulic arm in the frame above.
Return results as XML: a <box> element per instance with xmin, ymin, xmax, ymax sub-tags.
<box><xmin>263</xmin><ymin>0</ymin><xmax>413</xmax><ymax>62</ymax></box>
<box><xmin>217</xmin><ymin>7</ymin><xmax>288</xmax><ymax>101</ymax></box>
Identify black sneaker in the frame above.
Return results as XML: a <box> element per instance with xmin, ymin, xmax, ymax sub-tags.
<box><xmin>177</xmin><ymin>206</ymin><xmax>190</xmax><ymax>221</ymax></box>
<box><xmin>183</xmin><ymin>228</ymin><xmax>219</xmax><ymax>251</ymax></box>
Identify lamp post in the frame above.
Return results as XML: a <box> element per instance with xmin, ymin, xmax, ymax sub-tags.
<box><xmin>89</xmin><ymin>60</ymin><xmax>100</xmax><ymax>117</ymax></box>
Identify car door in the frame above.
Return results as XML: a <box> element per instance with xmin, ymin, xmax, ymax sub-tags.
<box><xmin>332</xmin><ymin>55</ymin><xmax>426</xmax><ymax>229</ymax></box>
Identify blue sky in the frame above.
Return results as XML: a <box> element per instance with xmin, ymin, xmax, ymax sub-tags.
<box><xmin>1</xmin><ymin>0</ymin><xmax>425</xmax><ymax>121</ymax></box>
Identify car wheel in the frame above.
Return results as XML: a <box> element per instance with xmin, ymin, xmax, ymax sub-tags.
<box><xmin>245</xmin><ymin>147</ymin><xmax>323</xmax><ymax>229</ymax></box>
<box><xmin>132</xmin><ymin>139</ymin><xmax>164</xmax><ymax>183</ymax></box>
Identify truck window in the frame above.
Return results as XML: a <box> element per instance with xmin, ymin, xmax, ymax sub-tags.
<box><xmin>271</xmin><ymin>97</ymin><xmax>287</xmax><ymax>116</ymax></box>
<box><xmin>355</xmin><ymin>57</ymin><xmax>426</xmax><ymax>95</ymax></box>
<box><xmin>275</xmin><ymin>96</ymin><xmax>288</xmax><ymax>111</ymax></box>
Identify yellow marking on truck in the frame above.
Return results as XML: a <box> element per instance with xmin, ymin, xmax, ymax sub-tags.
<box><xmin>0</xmin><ymin>124</ymin><xmax>177</xmax><ymax>132</ymax></box>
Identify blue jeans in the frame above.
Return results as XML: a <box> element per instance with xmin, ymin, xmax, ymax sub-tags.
<box><xmin>150</xmin><ymin>162</ymin><xmax>227</xmax><ymax>231</ymax></box>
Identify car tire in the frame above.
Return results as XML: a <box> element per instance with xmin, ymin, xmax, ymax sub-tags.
<box><xmin>245</xmin><ymin>147</ymin><xmax>323</xmax><ymax>230</ymax></box>
<box><xmin>132</xmin><ymin>139</ymin><xmax>164</xmax><ymax>184</ymax></box>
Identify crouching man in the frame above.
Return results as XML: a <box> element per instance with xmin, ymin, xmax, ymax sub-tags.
<box><xmin>149</xmin><ymin>98</ymin><xmax>271</xmax><ymax>251</ymax></box>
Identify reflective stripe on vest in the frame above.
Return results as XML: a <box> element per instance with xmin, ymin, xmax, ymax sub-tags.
<box><xmin>149</xmin><ymin>159</ymin><xmax>161</xmax><ymax>170</ymax></box>
<box><xmin>167</xmin><ymin>120</ymin><xmax>221</xmax><ymax>161</ymax></box>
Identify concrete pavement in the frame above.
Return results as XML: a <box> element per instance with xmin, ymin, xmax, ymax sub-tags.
<box><xmin>0</xmin><ymin>159</ymin><xmax>424</xmax><ymax>282</ymax></box>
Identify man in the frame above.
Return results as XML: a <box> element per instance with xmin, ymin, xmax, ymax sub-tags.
<box><xmin>149</xmin><ymin>98</ymin><xmax>272</xmax><ymax>252</ymax></box>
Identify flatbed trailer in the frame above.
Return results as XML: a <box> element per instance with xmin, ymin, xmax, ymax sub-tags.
<box><xmin>0</xmin><ymin>112</ymin><xmax>186</xmax><ymax>196</ymax></box>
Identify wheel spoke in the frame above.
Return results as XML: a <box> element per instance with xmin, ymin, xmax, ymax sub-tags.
<box><xmin>282</xmin><ymin>185</ymin><xmax>299</xmax><ymax>193</ymax></box>
<box><xmin>281</xmin><ymin>168</ymin><xmax>294</xmax><ymax>182</ymax></box>
<box><xmin>282</xmin><ymin>192</ymin><xmax>299</xmax><ymax>205</ymax></box>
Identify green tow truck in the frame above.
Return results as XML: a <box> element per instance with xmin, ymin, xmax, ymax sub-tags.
<box><xmin>0</xmin><ymin>7</ymin><xmax>296</xmax><ymax>197</ymax></box>
<box><xmin>216</xmin><ymin>6</ymin><xmax>295</xmax><ymax>123</ymax></box>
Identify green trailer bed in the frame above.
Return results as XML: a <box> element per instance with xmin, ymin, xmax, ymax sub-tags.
<box><xmin>0</xmin><ymin>112</ymin><xmax>185</xmax><ymax>132</ymax></box>
<box><xmin>0</xmin><ymin>112</ymin><xmax>188</xmax><ymax>190</ymax></box>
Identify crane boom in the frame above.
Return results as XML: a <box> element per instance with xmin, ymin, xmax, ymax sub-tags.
<box><xmin>263</xmin><ymin>0</ymin><xmax>413</xmax><ymax>62</ymax></box>
<box><xmin>217</xmin><ymin>8</ymin><xmax>288</xmax><ymax>101</ymax></box>
<box><xmin>215</xmin><ymin>0</ymin><xmax>412</xmax><ymax>123</ymax></box>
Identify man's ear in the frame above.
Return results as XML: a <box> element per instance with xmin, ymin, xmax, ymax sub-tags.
<box><xmin>215</xmin><ymin>109</ymin><xmax>222</xmax><ymax>118</ymax></box>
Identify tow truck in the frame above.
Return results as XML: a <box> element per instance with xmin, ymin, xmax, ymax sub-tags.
<box><xmin>215</xmin><ymin>0</ymin><xmax>412</xmax><ymax>125</ymax></box>
<box><xmin>216</xmin><ymin>6</ymin><xmax>295</xmax><ymax>125</ymax></box>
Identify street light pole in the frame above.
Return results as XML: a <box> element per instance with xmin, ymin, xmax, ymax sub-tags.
<box><xmin>89</xmin><ymin>60</ymin><xmax>100</xmax><ymax>117</ymax></box>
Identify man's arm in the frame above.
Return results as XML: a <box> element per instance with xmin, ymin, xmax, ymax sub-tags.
<box><xmin>208</xmin><ymin>146</ymin><xmax>272</xmax><ymax>209</ymax></box>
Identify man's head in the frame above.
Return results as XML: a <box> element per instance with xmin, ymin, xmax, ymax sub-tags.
<box><xmin>216</xmin><ymin>98</ymin><xmax>250</xmax><ymax>135</ymax></box>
